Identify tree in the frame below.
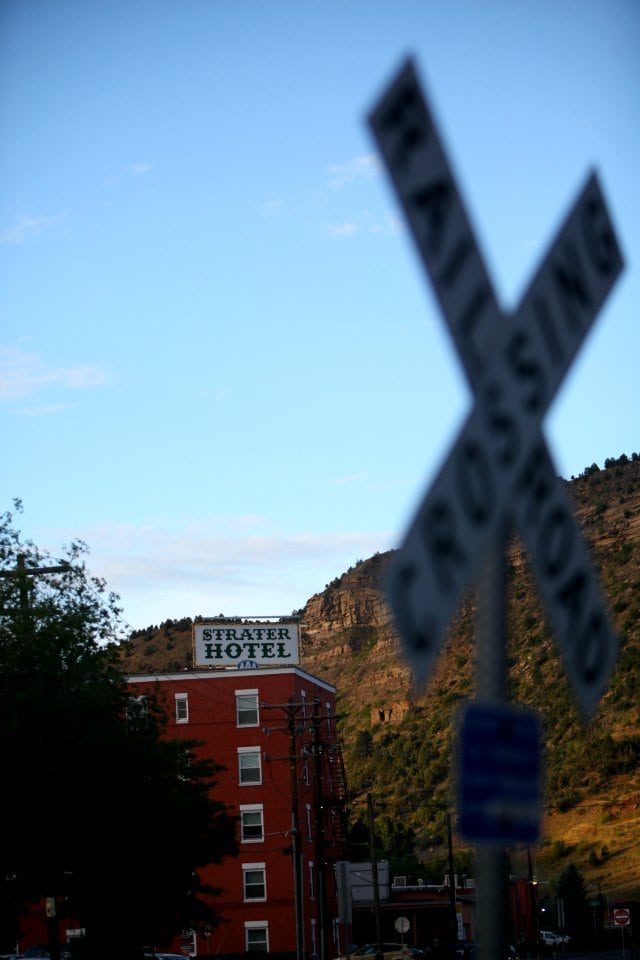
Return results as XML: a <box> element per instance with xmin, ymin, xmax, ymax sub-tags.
<box><xmin>375</xmin><ymin>816</ymin><xmax>423</xmax><ymax>880</ymax></box>
<box><xmin>0</xmin><ymin>502</ymin><xmax>237</xmax><ymax>958</ymax></box>
<box><xmin>556</xmin><ymin>863</ymin><xmax>590</xmax><ymax>947</ymax></box>
<box><xmin>351</xmin><ymin>729</ymin><xmax>373</xmax><ymax>761</ymax></box>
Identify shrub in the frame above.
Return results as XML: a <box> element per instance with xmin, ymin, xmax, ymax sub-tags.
<box><xmin>550</xmin><ymin>839</ymin><xmax>570</xmax><ymax>860</ymax></box>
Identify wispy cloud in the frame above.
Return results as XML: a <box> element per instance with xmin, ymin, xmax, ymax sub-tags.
<box><xmin>326</xmin><ymin>221</ymin><xmax>359</xmax><ymax>239</ymax></box>
<box><xmin>330</xmin><ymin>473</ymin><xmax>367</xmax><ymax>486</ymax></box>
<box><xmin>102</xmin><ymin>162</ymin><xmax>152</xmax><ymax>187</ymax></box>
<box><xmin>325</xmin><ymin>211</ymin><xmax>403</xmax><ymax>240</ymax></box>
<box><xmin>0</xmin><ymin>213</ymin><xmax>61</xmax><ymax>246</ymax></box>
<box><xmin>327</xmin><ymin>153</ymin><xmax>381</xmax><ymax>190</ymax></box>
<box><xmin>261</xmin><ymin>194</ymin><xmax>283</xmax><ymax>218</ymax></box>
<box><xmin>0</xmin><ymin>344</ymin><xmax>112</xmax><ymax>406</ymax></box>
<box><xmin>259</xmin><ymin>152</ymin><xmax>398</xmax><ymax>244</ymax></box>
<box><xmin>61</xmin><ymin>518</ymin><xmax>392</xmax><ymax>628</ymax></box>
<box><xmin>15</xmin><ymin>402</ymin><xmax>78</xmax><ymax>417</ymax></box>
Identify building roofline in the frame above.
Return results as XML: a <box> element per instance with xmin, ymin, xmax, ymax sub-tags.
<box><xmin>126</xmin><ymin>664</ymin><xmax>336</xmax><ymax>694</ymax></box>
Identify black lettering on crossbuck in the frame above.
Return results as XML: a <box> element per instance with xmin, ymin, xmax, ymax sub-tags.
<box><xmin>369</xmin><ymin>59</ymin><xmax>624</xmax><ymax>718</ymax></box>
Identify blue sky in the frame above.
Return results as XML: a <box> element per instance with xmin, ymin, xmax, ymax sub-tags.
<box><xmin>1</xmin><ymin>0</ymin><xmax>638</xmax><ymax>633</ymax></box>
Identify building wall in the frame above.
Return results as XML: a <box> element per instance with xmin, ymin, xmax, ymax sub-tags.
<box><xmin>128</xmin><ymin>666</ymin><xmax>344</xmax><ymax>958</ymax></box>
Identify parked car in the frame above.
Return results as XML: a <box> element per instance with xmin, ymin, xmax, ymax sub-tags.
<box><xmin>455</xmin><ymin>941</ymin><xmax>475</xmax><ymax>959</ymax></box>
<box><xmin>455</xmin><ymin>942</ymin><xmax>519</xmax><ymax>960</ymax></box>
<box><xmin>335</xmin><ymin>943</ymin><xmax>415</xmax><ymax>960</ymax></box>
<box><xmin>539</xmin><ymin>930</ymin><xmax>565</xmax><ymax>947</ymax></box>
<box><xmin>145</xmin><ymin>954</ymin><xmax>187</xmax><ymax>960</ymax></box>
<box><xmin>20</xmin><ymin>951</ymin><xmax>74</xmax><ymax>960</ymax></box>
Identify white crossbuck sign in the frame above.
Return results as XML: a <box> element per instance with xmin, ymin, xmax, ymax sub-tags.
<box><xmin>369</xmin><ymin>60</ymin><xmax>624</xmax><ymax>718</ymax></box>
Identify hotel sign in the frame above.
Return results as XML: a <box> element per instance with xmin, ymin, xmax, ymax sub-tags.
<box><xmin>193</xmin><ymin>621</ymin><xmax>300</xmax><ymax>668</ymax></box>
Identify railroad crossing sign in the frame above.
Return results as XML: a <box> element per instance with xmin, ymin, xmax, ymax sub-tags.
<box><xmin>369</xmin><ymin>59</ymin><xmax>624</xmax><ymax>718</ymax></box>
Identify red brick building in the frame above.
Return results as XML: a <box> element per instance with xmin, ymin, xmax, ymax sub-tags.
<box><xmin>128</xmin><ymin>662</ymin><xmax>347</xmax><ymax>958</ymax></box>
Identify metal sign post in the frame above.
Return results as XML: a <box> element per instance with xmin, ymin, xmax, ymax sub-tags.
<box><xmin>473</xmin><ymin>533</ymin><xmax>508</xmax><ymax>958</ymax></box>
<box><xmin>368</xmin><ymin>58</ymin><xmax>623</xmax><ymax>960</ymax></box>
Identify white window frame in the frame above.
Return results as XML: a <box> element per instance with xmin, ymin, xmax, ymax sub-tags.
<box><xmin>240</xmin><ymin>803</ymin><xmax>264</xmax><ymax>843</ymax></box>
<box><xmin>243</xmin><ymin>863</ymin><xmax>267</xmax><ymax>902</ymax></box>
<box><xmin>326</xmin><ymin>701</ymin><xmax>333</xmax><ymax>736</ymax></box>
<box><xmin>236</xmin><ymin>689</ymin><xmax>259</xmax><ymax>728</ymax></box>
<box><xmin>301</xmin><ymin>689</ymin><xmax>307</xmax><ymax>719</ymax></box>
<box><xmin>245</xmin><ymin>921</ymin><xmax>269</xmax><ymax>953</ymax></box>
<box><xmin>238</xmin><ymin>746</ymin><xmax>262</xmax><ymax>785</ymax></box>
<box><xmin>175</xmin><ymin>693</ymin><xmax>189</xmax><ymax>724</ymax></box>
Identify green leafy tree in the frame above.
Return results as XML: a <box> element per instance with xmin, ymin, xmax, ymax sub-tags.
<box><xmin>0</xmin><ymin>502</ymin><xmax>237</xmax><ymax>958</ymax></box>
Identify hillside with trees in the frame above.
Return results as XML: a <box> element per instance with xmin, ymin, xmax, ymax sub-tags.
<box><xmin>119</xmin><ymin>454</ymin><xmax>640</xmax><ymax>900</ymax></box>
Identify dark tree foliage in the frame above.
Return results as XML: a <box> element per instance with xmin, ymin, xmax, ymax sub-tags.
<box><xmin>0</xmin><ymin>502</ymin><xmax>237</xmax><ymax>958</ymax></box>
<box><xmin>556</xmin><ymin>863</ymin><xmax>591</xmax><ymax>947</ymax></box>
<box><xmin>375</xmin><ymin>816</ymin><xmax>423</xmax><ymax>880</ymax></box>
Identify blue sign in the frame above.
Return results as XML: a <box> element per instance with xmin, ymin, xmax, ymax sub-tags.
<box><xmin>458</xmin><ymin>702</ymin><xmax>542</xmax><ymax>844</ymax></box>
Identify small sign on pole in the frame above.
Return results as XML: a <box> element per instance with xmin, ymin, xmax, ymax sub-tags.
<box><xmin>614</xmin><ymin>908</ymin><xmax>631</xmax><ymax>926</ymax></box>
<box><xmin>458</xmin><ymin>703</ymin><xmax>541</xmax><ymax>844</ymax></box>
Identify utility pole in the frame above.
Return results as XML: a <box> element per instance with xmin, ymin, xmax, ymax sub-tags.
<box><xmin>367</xmin><ymin>792</ymin><xmax>384</xmax><ymax>960</ymax></box>
<box><xmin>264</xmin><ymin>696</ymin><xmax>343</xmax><ymax>960</ymax></box>
<box><xmin>287</xmin><ymin>698</ymin><xmax>305</xmax><ymax>960</ymax></box>
<box><xmin>476</xmin><ymin>532</ymin><xmax>508</xmax><ymax>960</ymax></box>
<box><xmin>0</xmin><ymin>552</ymin><xmax>71</xmax><ymax>960</ymax></box>
<box><xmin>262</xmin><ymin>697</ymin><xmax>313</xmax><ymax>960</ymax></box>
<box><xmin>312</xmin><ymin>698</ymin><xmax>330</xmax><ymax>960</ymax></box>
<box><xmin>446</xmin><ymin>813</ymin><xmax>458</xmax><ymax>948</ymax></box>
<box><xmin>527</xmin><ymin>844</ymin><xmax>540</xmax><ymax>956</ymax></box>
<box><xmin>0</xmin><ymin>552</ymin><xmax>71</xmax><ymax>625</ymax></box>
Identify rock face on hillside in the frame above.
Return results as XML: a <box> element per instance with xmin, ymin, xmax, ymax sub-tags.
<box><xmin>300</xmin><ymin>552</ymin><xmax>411</xmax><ymax>709</ymax></box>
<box><xmin>119</xmin><ymin>454</ymin><xmax>640</xmax><ymax>897</ymax></box>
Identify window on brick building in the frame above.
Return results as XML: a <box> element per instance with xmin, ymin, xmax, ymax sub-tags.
<box><xmin>308</xmin><ymin>861</ymin><xmax>315</xmax><ymax>900</ymax></box>
<box><xmin>238</xmin><ymin>747</ymin><xmax>262</xmax><ymax>785</ymax></box>
<box><xmin>305</xmin><ymin>804</ymin><xmax>312</xmax><ymax>841</ymax></box>
<box><xmin>241</xmin><ymin>804</ymin><xmax>264</xmax><ymax>842</ymax></box>
<box><xmin>236</xmin><ymin>690</ymin><xmax>259</xmax><ymax>727</ymax></box>
<box><xmin>175</xmin><ymin>693</ymin><xmax>189</xmax><ymax>724</ymax></box>
<box><xmin>243</xmin><ymin>864</ymin><xmax>266</xmax><ymax>901</ymax></box>
<box><xmin>245</xmin><ymin>922</ymin><xmax>269</xmax><ymax>952</ymax></box>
